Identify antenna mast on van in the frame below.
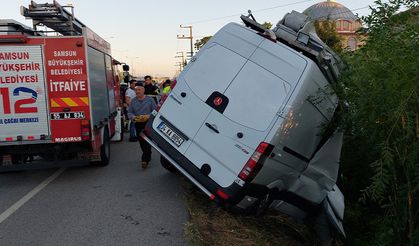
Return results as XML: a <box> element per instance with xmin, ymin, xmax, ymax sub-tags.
<box><xmin>21</xmin><ymin>0</ymin><xmax>86</xmax><ymax>36</ymax></box>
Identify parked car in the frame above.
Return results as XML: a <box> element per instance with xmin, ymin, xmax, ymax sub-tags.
<box><xmin>142</xmin><ymin>10</ymin><xmax>346</xmax><ymax>238</ymax></box>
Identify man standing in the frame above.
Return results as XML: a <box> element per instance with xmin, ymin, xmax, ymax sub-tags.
<box><xmin>143</xmin><ymin>75</ymin><xmax>159</xmax><ymax>104</ymax></box>
<box><xmin>161</xmin><ymin>79</ymin><xmax>172</xmax><ymax>96</ymax></box>
<box><xmin>128</xmin><ymin>84</ymin><xmax>156</xmax><ymax>169</ymax></box>
<box><xmin>125</xmin><ymin>79</ymin><xmax>137</xmax><ymax>142</ymax></box>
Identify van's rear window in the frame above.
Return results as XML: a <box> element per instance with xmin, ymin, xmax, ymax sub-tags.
<box><xmin>223</xmin><ymin>61</ymin><xmax>291</xmax><ymax>131</ymax></box>
<box><xmin>184</xmin><ymin>44</ymin><xmax>246</xmax><ymax>103</ymax></box>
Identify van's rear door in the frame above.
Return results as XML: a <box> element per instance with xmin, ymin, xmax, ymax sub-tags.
<box><xmin>185</xmin><ymin>61</ymin><xmax>293</xmax><ymax>187</ymax></box>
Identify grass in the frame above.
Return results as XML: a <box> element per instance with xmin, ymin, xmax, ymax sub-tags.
<box><xmin>181</xmin><ymin>178</ymin><xmax>319</xmax><ymax>246</ymax></box>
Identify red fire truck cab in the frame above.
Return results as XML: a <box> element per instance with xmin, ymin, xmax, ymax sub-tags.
<box><xmin>0</xmin><ymin>1</ymin><xmax>124</xmax><ymax>171</ymax></box>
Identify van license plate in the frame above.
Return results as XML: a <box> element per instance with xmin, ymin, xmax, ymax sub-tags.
<box><xmin>158</xmin><ymin>122</ymin><xmax>184</xmax><ymax>147</ymax></box>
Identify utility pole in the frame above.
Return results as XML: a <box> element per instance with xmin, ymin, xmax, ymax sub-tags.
<box><xmin>126</xmin><ymin>56</ymin><xmax>139</xmax><ymax>76</ymax></box>
<box><xmin>177</xmin><ymin>25</ymin><xmax>194</xmax><ymax>58</ymax></box>
<box><xmin>174</xmin><ymin>62</ymin><xmax>182</xmax><ymax>73</ymax></box>
<box><xmin>175</xmin><ymin>51</ymin><xmax>185</xmax><ymax>70</ymax></box>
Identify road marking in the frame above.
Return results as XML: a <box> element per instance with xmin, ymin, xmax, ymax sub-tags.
<box><xmin>0</xmin><ymin>168</ymin><xmax>66</xmax><ymax>224</ymax></box>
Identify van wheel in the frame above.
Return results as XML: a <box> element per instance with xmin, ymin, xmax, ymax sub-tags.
<box><xmin>160</xmin><ymin>156</ymin><xmax>177</xmax><ymax>172</ymax></box>
<box><xmin>93</xmin><ymin>128</ymin><xmax>111</xmax><ymax>166</ymax></box>
<box><xmin>243</xmin><ymin>193</ymin><xmax>272</xmax><ymax>216</ymax></box>
<box><xmin>254</xmin><ymin>193</ymin><xmax>272</xmax><ymax>216</ymax></box>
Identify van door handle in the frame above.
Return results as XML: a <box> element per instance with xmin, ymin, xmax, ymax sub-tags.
<box><xmin>170</xmin><ymin>94</ymin><xmax>182</xmax><ymax>105</ymax></box>
<box><xmin>205</xmin><ymin>123</ymin><xmax>219</xmax><ymax>134</ymax></box>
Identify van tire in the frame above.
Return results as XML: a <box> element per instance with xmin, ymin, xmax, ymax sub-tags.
<box><xmin>93</xmin><ymin>128</ymin><xmax>111</xmax><ymax>166</ymax></box>
<box><xmin>254</xmin><ymin>193</ymin><xmax>272</xmax><ymax>217</ymax></box>
<box><xmin>241</xmin><ymin>193</ymin><xmax>272</xmax><ymax>216</ymax></box>
<box><xmin>160</xmin><ymin>156</ymin><xmax>177</xmax><ymax>172</ymax></box>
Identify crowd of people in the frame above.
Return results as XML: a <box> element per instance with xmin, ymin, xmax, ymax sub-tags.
<box><xmin>121</xmin><ymin>75</ymin><xmax>173</xmax><ymax>169</ymax></box>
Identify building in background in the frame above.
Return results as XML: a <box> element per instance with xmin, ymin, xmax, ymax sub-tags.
<box><xmin>303</xmin><ymin>0</ymin><xmax>364</xmax><ymax>50</ymax></box>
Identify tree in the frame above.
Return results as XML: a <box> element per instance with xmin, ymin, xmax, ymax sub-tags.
<box><xmin>194</xmin><ymin>36</ymin><xmax>212</xmax><ymax>51</ymax></box>
<box><xmin>261</xmin><ymin>21</ymin><xmax>273</xmax><ymax>29</ymax></box>
<box><xmin>314</xmin><ymin>19</ymin><xmax>343</xmax><ymax>53</ymax></box>
<box><xmin>336</xmin><ymin>1</ymin><xmax>419</xmax><ymax>245</ymax></box>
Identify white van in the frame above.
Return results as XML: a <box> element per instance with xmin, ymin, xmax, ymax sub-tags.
<box><xmin>142</xmin><ymin>11</ymin><xmax>346</xmax><ymax>237</ymax></box>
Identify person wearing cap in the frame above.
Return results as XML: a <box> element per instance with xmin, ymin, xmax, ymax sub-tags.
<box><xmin>127</xmin><ymin>84</ymin><xmax>156</xmax><ymax>169</ymax></box>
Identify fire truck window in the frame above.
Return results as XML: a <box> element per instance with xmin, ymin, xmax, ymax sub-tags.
<box><xmin>105</xmin><ymin>54</ymin><xmax>116</xmax><ymax>113</ymax></box>
<box><xmin>87</xmin><ymin>47</ymin><xmax>111</xmax><ymax>126</ymax></box>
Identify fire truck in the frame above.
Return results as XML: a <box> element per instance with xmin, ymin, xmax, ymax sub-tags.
<box><xmin>0</xmin><ymin>1</ymin><xmax>124</xmax><ymax>171</ymax></box>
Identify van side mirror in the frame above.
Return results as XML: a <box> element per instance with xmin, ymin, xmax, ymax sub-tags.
<box><xmin>122</xmin><ymin>64</ymin><xmax>130</xmax><ymax>71</ymax></box>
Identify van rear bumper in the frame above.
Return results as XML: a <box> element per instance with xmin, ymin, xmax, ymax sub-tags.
<box><xmin>141</xmin><ymin>126</ymin><xmax>248</xmax><ymax>205</ymax></box>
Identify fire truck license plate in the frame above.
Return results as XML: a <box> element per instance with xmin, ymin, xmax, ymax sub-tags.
<box><xmin>158</xmin><ymin>122</ymin><xmax>184</xmax><ymax>147</ymax></box>
<box><xmin>51</xmin><ymin>112</ymin><xmax>85</xmax><ymax>120</ymax></box>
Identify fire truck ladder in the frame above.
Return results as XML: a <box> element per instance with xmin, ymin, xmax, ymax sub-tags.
<box><xmin>20</xmin><ymin>0</ymin><xmax>85</xmax><ymax>36</ymax></box>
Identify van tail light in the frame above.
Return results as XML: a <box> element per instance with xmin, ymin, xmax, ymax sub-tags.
<box><xmin>81</xmin><ymin>119</ymin><xmax>90</xmax><ymax>141</ymax></box>
<box><xmin>156</xmin><ymin>79</ymin><xmax>177</xmax><ymax>112</ymax></box>
<box><xmin>238</xmin><ymin>142</ymin><xmax>274</xmax><ymax>182</ymax></box>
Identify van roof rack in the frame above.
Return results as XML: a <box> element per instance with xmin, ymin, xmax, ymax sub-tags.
<box><xmin>241</xmin><ymin>10</ymin><xmax>345</xmax><ymax>84</ymax></box>
<box><xmin>20</xmin><ymin>0</ymin><xmax>86</xmax><ymax>36</ymax></box>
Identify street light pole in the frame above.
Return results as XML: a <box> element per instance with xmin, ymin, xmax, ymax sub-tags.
<box><xmin>126</xmin><ymin>56</ymin><xmax>139</xmax><ymax>76</ymax></box>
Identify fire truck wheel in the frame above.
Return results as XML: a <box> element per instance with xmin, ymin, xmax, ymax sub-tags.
<box><xmin>96</xmin><ymin>128</ymin><xmax>111</xmax><ymax>166</ymax></box>
<box><xmin>160</xmin><ymin>156</ymin><xmax>178</xmax><ymax>173</ymax></box>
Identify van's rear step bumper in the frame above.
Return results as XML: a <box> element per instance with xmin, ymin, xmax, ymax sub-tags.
<box><xmin>141</xmin><ymin>129</ymin><xmax>246</xmax><ymax>205</ymax></box>
<box><xmin>141</xmin><ymin>132</ymin><xmax>213</xmax><ymax>197</ymax></box>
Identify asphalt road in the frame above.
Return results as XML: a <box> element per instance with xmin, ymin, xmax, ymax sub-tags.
<box><xmin>0</xmin><ymin>137</ymin><xmax>189</xmax><ymax>246</ymax></box>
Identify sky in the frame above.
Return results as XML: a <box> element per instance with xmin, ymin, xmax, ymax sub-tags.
<box><xmin>0</xmin><ymin>0</ymin><xmax>379</xmax><ymax>77</ymax></box>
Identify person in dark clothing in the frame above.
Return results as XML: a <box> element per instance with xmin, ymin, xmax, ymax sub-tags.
<box><xmin>126</xmin><ymin>79</ymin><xmax>138</xmax><ymax>141</ymax></box>
<box><xmin>127</xmin><ymin>84</ymin><xmax>156</xmax><ymax>169</ymax></box>
<box><xmin>143</xmin><ymin>75</ymin><xmax>159</xmax><ymax>104</ymax></box>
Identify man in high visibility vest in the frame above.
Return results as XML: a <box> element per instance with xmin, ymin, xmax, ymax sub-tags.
<box><xmin>162</xmin><ymin>79</ymin><xmax>171</xmax><ymax>96</ymax></box>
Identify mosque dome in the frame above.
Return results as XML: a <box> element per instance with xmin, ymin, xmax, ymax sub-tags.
<box><xmin>303</xmin><ymin>0</ymin><xmax>358</xmax><ymax>21</ymax></box>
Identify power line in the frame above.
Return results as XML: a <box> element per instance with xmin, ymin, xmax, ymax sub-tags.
<box><xmin>252</xmin><ymin>0</ymin><xmax>316</xmax><ymax>13</ymax></box>
<box><xmin>182</xmin><ymin>1</ymin><xmax>384</xmax><ymax>26</ymax></box>
<box><xmin>182</xmin><ymin>0</ymin><xmax>316</xmax><ymax>25</ymax></box>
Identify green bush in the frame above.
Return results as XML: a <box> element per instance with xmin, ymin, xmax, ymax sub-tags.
<box><xmin>337</xmin><ymin>1</ymin><xmax>419</xmax><ymax>245</ymax></box>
